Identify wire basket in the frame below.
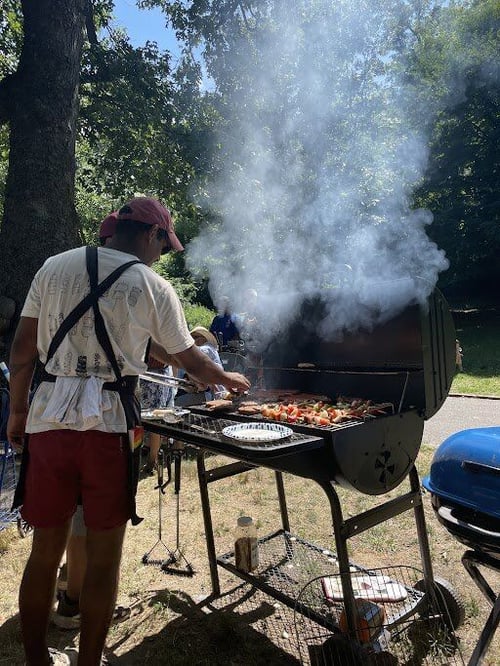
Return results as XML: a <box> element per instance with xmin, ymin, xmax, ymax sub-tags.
<box><xmin>294</xmin><ymin>565</ymin><xmax>465</xmax><ymax>665</ymax></box>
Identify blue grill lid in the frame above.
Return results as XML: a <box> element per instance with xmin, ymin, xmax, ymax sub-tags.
<box><xmin>422</xmin><ymin>427</ymin><xmax>500</xmax><ymax>520</ymax></box>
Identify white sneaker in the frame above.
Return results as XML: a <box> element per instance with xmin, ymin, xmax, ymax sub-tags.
<box><xmin>48</xmin><ymin>647</ymin><xmax>79</xmax><ymax>665</ymax></box>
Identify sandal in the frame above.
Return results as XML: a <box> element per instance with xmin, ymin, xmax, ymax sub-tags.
<box><xmin>111</xmin><ymin>605</ymin><xmax>131</xmax><ymax>624</ymax></box>
<box><xmin>141</xmin><ymin>461</ymin><xmax>158</xmax><ymax>476</ymax></box>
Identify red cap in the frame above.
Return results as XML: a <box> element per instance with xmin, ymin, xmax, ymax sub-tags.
<box><xmin>117</xmin><ymin>197</ymin><xmax>184</xmax><ymax>251</ymax></box>
<box><xmin>99</xmin><ymin>211</ymin><xmax>118</xmax><ymax>241</ymax></box>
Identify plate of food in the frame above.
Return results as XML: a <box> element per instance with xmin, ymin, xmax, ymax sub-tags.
<box><xmin>222</xmin><ymin>422</ymin><xmax>293</xmax><ymax>443</ymax></box>
<box><xmin>162</xmin><ymin>408</ymin><xmax>190</xmax><ymax>424</ymax></box>
<box><xmin>141</xmin><ymin>408</ymin><xmax>189</xmax><ymax>421</ymax></box>
<box><xmin>141</xmin><ymin>410</ymin><xmax>157</xmax><ymax>419</ymax></box>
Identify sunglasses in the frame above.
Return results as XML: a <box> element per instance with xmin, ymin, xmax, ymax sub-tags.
<box><xmin>156</xmin><ymin>228</ymin><xmax>172</xmax><ymax>254</ymax></box>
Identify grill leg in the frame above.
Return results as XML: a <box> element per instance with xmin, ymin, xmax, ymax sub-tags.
<box><xmin>196</xmin><ymin>450</ymin><xmax>220</xmax><ymax>596</ymax></box>
<box><xmin>468</xmin><ymin>594</ymin><xmax>500</xmax><ymax>666</ymax></box>
<box><xmin>462</xmin><ymin>551</ymin><xmax>499</xmax><ymax>606</ymax></box>
<box><xmin>274</xmin><ymin>471</ymin><xmax>290</xmax><ymax>532</ymax></box>
<box><xmin>318</xmin><ymin>480</ymin><xmax>359</xmax><ymax>639</ymax></box>
<box><xmin>409</xmin><ymin>465</ymin><xmax>435</xmax><ymax>587</ymax></box>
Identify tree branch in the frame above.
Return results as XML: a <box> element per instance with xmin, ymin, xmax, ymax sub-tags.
<box><xmin>85</xmin><ymin>0</ymin><xmax>98</xmax><ymax>46</ymax></box>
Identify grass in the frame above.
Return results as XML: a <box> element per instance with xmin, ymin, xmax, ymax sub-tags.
<box><xmin>1</xmin><ymin>446</ymin><xmax>499</xmax><ymax>665</ymax></box>
<box><xmin>451</xmin><ymin>308</ymin><xmax>500</xmax><ymax>396</ymax></box>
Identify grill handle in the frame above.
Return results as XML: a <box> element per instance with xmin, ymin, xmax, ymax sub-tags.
<box><xmin>461</xmin><ymin>460</ymin><xmax>500</xmax><ymax>478</ymax></box>
<box><xmin>437</xmin><ymin>505</ymin><xmax>500</xmax><ymax>540</ymax></box>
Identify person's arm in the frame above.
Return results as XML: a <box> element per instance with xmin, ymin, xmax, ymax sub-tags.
<box><xmin>148</xmin><ymin>339</ymin><xmax>180</xmax><ymax>374</ymax></box>
<box><xmin>172</xmin><ymin>344</ymin><xmax>250</xmax><ymax>394</ymax></box>
<box><xmin>7</xmin><ymin>316</ymin><xmax>39</xmax><ymax>451</ymax></box>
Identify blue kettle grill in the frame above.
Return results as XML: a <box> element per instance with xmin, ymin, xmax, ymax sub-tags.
<box><xmin>423</xmin><ymin>427</ymin><xmax>500</xmax><ymax>665</ymax></box>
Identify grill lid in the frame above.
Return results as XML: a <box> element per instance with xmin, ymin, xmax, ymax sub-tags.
<box><xmin>422</xmin><ymin>427</ymin><xmax>500</xmax><ymax>519</ymax></box>
<box><xmin>262</xmin><ymin>288</ymin><xmax>456</xmax><ymax>419</ymax></box>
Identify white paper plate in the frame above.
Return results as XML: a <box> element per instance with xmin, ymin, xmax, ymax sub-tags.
<box><xmin>141</xmin><ymin>409</ymin><xmax>190</xmax><ymax>421</ymax></box>
<box><xmin>162</xmin><ymin>408</ymin><xmax>190</xmax><ymax>423</ymax></box>
<box><xmin>222</xmin><ymin>422</ymin><xmax>293</xmax><ymax>443</ymax></box>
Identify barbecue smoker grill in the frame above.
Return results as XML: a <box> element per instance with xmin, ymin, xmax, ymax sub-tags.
<box><xmin>143</xmin><ymin>288</ymin><xmax>465</xmax><ymax>664</ymax></box>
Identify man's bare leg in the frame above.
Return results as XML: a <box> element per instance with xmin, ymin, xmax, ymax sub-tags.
<box><xmin>20</xmin><ymin>523</ymin><xmax>71</xmax><ymax>665</ymax></box>
<box><xmin>66</xmin><ymin>532</ymin><xmax>87</xmax><ymax>602</ymax></box>
<box><xmin>78</xmin><ymin>524</ymin><xmax>127</xmax><ymax>666</ymax></box>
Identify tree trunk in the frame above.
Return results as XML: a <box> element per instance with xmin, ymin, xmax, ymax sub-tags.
<box><xmin>0</xmin><ymin>0</ymin><xmax>86</xmax><ymax>352</ymax></box>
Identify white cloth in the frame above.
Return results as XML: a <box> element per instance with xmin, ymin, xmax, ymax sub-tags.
<box><xmin>21</xmin><ymin>246</ymin><xmax>194</xmax><ymax>433</ymax></box>
<box><xmin>40</xmin><ymin>376</ymin><xmax>108</xmax><ymax>430</ymax></box>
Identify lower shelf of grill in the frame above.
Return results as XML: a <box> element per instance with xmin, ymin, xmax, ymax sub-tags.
<box><xmin>217</xmin><ymin>529</ymin><xmax>426</xmax><ymax>631</ymax></box>
<box><xmin>217</xmin><ymin>531</ymin><xmax>465</xmax><ymax>664</ymax></box>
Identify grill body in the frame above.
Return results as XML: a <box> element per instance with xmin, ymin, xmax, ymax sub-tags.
<box><xmin>211</xmin><ymin>287</ymin><xmax>456</xmax><ymax>494</ymax></box>
<box><xmin>423</xmin><ymin>427</ymin><xmax>500</xmax><ymax>557</ymax></box>
<box><xmin>262</xmin><ymin>287</ymin><xmax>455</xmax><ymax>420</ymax></box>
<box><xmin>142</xmin><ymin>288</ymin><xmax>463</xmax><ymax>658</ymax></box>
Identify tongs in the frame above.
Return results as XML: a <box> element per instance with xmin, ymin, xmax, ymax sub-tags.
<box><xmin>139</xmin><ymin>371</ymin><xmax>198</xmax><ymax>390</ymax></box>
<box><xmin>228</xmin><ymin>390</ymin><xmax>250</xmax><ymax>408</ymax></box>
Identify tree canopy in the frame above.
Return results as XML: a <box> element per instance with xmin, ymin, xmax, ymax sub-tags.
<box><xmin>0</xmin><ymin>0</ymin><xmax>498</xmax><ymax>357</ymax></box>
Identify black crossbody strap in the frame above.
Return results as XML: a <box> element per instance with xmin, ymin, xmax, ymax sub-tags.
<box><xmin>45</xmin><ymin>248</ymin><xmax>141</xmax><ymax>366</ymax></box>
<box><xmin>86</xmin><ymin>246</ymin><xmax>123</xmax><ymax>381</ymax></box>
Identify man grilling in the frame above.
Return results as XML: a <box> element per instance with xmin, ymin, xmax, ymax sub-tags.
<box><xmin>7</xmin><ymin>196</ymin><xmax>250</xmax><ymax>666</ymax></box>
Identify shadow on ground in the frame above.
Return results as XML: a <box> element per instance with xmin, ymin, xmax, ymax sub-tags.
<box><xmin>105</xmin><ymin>585</ymin><xmax>301</xmax><ymax>665</ymax></box>
<box><xmin>0</xmin><ymin>585</ymin><xmax>301</xmax><ymax>665</ymax></box>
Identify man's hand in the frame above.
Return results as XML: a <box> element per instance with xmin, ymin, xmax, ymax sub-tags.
<box><xmin>221</xmin><ymin>372</ymin><xmax>250</xmax><ymax>394</ymax></box>
<box><xmin>7</xmin><ymin>412</ymin><xmax>28</xmax><ymax>453</ymax></box>
<box><xmin>173</xmin><ymin>345</ymin><xmax>251</xmax><ymax>395</ymax></box>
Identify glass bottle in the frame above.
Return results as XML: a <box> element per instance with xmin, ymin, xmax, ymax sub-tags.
<box><xmin>234</xmin><ymin>516</ymin><xmax>259</xmax><ymax>572</ymax></box>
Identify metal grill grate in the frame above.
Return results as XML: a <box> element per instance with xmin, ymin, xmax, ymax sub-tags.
<box><xmin>145</xmin><ymin>411</ymin><xmax>324</xmax><ymax>457</ymax></box>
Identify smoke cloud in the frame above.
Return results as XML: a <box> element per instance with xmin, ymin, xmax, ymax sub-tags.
<box><xmin>186</xmin><ymin>1</ymin><xmax>450</xmax><ymax>344</ymax></box>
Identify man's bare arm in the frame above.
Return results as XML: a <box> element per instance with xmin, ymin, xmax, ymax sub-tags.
<box><xmin>148</xmin><ymin>339</ymin><xmax>178</xmax><ymax>368</ymax></box>
<box><xmin>7</xmin><ymin>316</ymin><xmax>38</xmax><ymax>449</ymax></box>
<box><xmin>172</xmin><ymin>344</ymin><xmax>250</xmax><ymax>394</ymax></box>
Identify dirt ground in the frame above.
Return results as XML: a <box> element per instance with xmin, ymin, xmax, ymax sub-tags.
<box><xmin>1</xmin><ymin>445</ymin><xmax>499</xmax><ymax>665</ymax></box>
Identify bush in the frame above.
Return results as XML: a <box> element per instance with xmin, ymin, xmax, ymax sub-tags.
<box><xmin>184</xmin><ymin>304</ymin><xmax>215</xmax><ymax>331</ymax></box>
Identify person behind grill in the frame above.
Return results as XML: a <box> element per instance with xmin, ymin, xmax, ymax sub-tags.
<box><xmin>238</xmin><ymin>288</ymin><xmax>265</xmax><ymax>387</ymax></box>
<box><xmin>7</xmin><ymin>196</ymin><xmax>250</xmax><ymax>666</ymax></box>
<box><xmin>139</xmin><ymin>353</ymin><xmax>176</xmax><ymax>475</ymax></box>
<box><xmin>209</xmin><ymin>296</ymin><xmax>240</xmax><ymax>349</ymax></box>
<box><xmin>186</xmin><ymin>326</ymin><xmax>226</xmax><ymax>400</ymax></box>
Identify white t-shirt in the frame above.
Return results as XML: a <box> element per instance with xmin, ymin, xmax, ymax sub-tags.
<box><xmin>22</xmin><ymin>246</ymin><xmax>193</xmax><ymax>433</ymax></box>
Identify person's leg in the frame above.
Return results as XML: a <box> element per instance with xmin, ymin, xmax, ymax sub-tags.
<box><xmin>20</xmin><ymin>523</ymin><xmax>71</xmax><ymax>665</ymax></box>
<box><xmin>52</xmin><ymin>506</ymin><xmax>87</xmax><ymax>629</ymax></box>
<box><xmin>77</xmin><ymin>524</ymin><xmax>127</xmax><ymax>666</ymax></box>
<box><xmin>66</xmin><ymin>507</ymin><xmax>87</xmax><ymax>602</ymax></box>
<box><xmin>19</xmin><ymin>431</ymin><xmax>80</xmax><ymax>664</ymax></box>
<box><xmin>78</xmin><ymin>429</ymin><xmax>129</xmax><ymax>665</ymax></box>
<box><xmin>146</xmin><ymin>432</ymin><xmax>161</xmax><ymax>468</ymax></box>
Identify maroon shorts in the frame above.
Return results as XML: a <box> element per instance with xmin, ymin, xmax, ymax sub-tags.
<box><xmin>21</xmin><ymin>430</ymin><xmax>129</xmax><ymax>530</ymax></box>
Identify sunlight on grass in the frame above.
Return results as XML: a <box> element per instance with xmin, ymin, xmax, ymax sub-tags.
<box><xmin>451</xmin><ymin>372</ymin><xmax>500</xmax><ymax>396</ymax></box>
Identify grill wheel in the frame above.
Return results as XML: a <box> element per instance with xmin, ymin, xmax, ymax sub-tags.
<box><xmin>414</xmin><ymin>576</ymin><xmax>466</xmax><ymax>630</ymax></box>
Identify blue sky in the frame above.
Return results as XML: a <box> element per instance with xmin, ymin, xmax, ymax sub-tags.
<box><xmin>110</xmin><ymin>1</ymin><xmax>213</xmax><ymax>88</ymax></box>
<box><xmin>111</xmin><ymin>0</ymin><xmax>180</xmax><ymax>55</ymax></box>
